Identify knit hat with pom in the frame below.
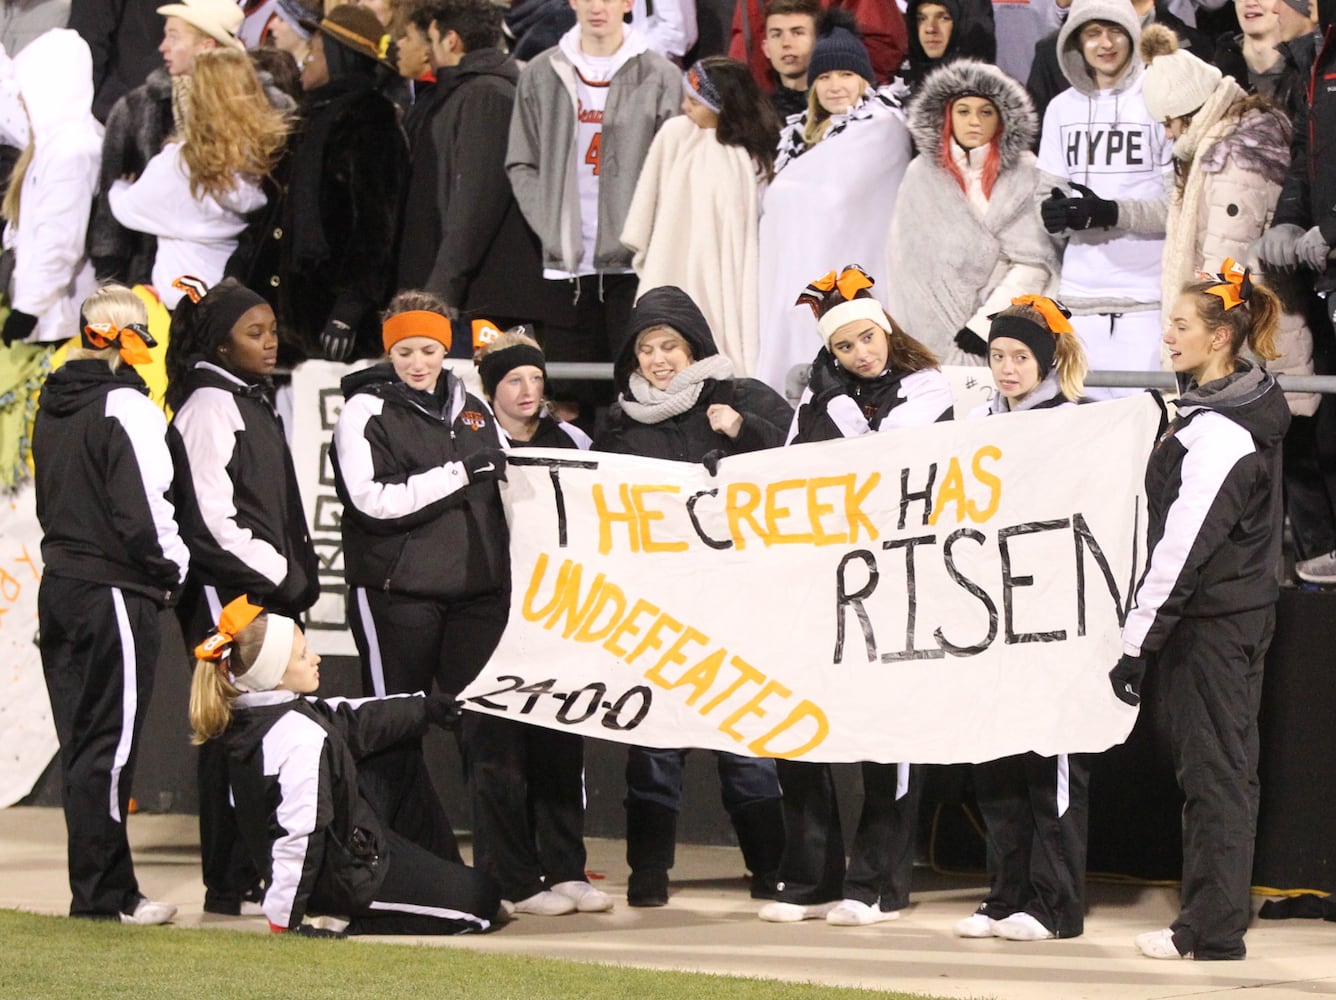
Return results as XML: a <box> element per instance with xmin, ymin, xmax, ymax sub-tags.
<box><xmin>808</xmin><ymin>10</ymin><xmax>875</xmax><ymax>85</ymax></box>
<box><xmin>1140</xmin><ymin>23</ymin><xmax>1222</xmax><ymax>121</ymax></box>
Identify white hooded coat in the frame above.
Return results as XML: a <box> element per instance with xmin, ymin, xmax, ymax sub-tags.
<box><xmin>0</xmin><ymin>29</ymin><xmax>101</xmax><ymax>343</ymax></box>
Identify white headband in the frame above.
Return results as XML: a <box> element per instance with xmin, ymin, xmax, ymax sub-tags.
<box><xmin>232</xmin><ymin>614</ymin><xmax>297</xmax><ymax>693</ymax></box>
<box><xmin>816</xmin><ymin>299</ymin><xmax>889</xmax><ymax>346</ymax></box>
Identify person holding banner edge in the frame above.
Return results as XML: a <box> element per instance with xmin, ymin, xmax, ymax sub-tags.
<box><xmin>463</xmin><ymin>330</ymin><xmax>610</xmax><ymax>916</ymax></box>
<box><xmin>595</xmin><ymin>284</ymin><xmax>792</xmax><ymax>908</ymax></box>
<box><xmin>1110</xmin><ymin>262</ymin><xmax>1288</xmax><ymax>961</ymax></box>
<box><xmin>956</xmin><ymin>296</ymin><xmax>1093</xmax><ymax>942</ymax></box>
<box><xmin>332</xmin><ymin>289</ymin><xmax>509</xmax><ymax>864</ymax></box>
<box><xmin>765</xmin><ymin>264</ymin><xmax>952</xmax><ymax>927</ymax></box>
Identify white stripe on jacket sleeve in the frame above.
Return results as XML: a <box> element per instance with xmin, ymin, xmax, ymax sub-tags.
<box><xmin>262</xmin><ymin>713</ymin><xmax>329</xmax><ymax>929</ymax></box>
<box><xmin>333</xmin><ymin>394</ymin><xmax>471</xmax><ymax>522</ymax></box>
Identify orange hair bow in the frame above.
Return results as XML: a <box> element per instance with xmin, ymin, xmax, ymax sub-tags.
<box><xmin>1203</xmin><ymin>258</ymin><xmax>1252</xmax><ymax>311</ymax></box>
<box><xmin>194</xmin><ymin>596</ymin><xmax>265</xmax><ymax>661</ymax></box>
<box><xmin>796</xmin><ymin>264</ymin><xmax>876</xmax><ymax>318</ymax></box>
<box><xmin>83</xmin><ymin>320</ymin><xmax>158</xmax><ymax>366</ymax></box>
<box><xmin>172</xmin><ymin>274</ymin><xmax>208</xmax><ymax>305</ymax></box>
<box><xmin>1011</xmin><ymin>295</ymin><xmax>1074</xmax><ymax>334</ymax></box>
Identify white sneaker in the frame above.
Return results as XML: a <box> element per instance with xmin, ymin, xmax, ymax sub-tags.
<box><xmin>992</xmin><ymin>912</ymin><xmax>1054</xmax><ymax>941</ymax></box>
<box><xmin>1296</xmin><ymin>550</ymin><xmax>1336</xmax><ymax>584</ymax></box>
<box><xmin>1135</xmin><ymin>927</ymin><xmax>1187</xmax><ymax>959</ymax></box>
<box><xmin>511</xmin><ymin>890</ymin><xmax>577</xmax><ymax>916</ymax></box>
<box><xmin>119</xmin><ymin>898</ymin><xmax>177</xmax><ymax>925</ymax></box>
<box><xmin>953</xmin><ymin>912</ymin><xmax>998</xmax><ymax>938</ymax></box>
<box><xmin>826</xmin><ymin>899</ymin><xmax>900</xmax><ymax>926</ymax></box>
<box><xmin>309</xmin><ymin>915</ymin><xmax>350</xmax><ymax>933</ymax></box>
<box><xmin>550</xmin><ymin>880</ymin><xmax>613</xmax><ymax>913</ymax></box>
<box><xmin>758</xmin><ymin>900</ymin><xmax>838</xmax><ymax>922</ymax></box>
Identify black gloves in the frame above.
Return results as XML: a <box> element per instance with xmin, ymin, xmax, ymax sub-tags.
<box><xmin>320</xmin><ymin>318</ymin><xmax>355</xmax><ymax>362</ymax></box>
<box><xmin>1041</xmin><ymin>184</ymin><xmax>1118</xmax><ymax>233</ymax></box>
<box><xmin>424</xmin><ymin>692</ymin><xmax>463</xmax><ymax>730</ymax></box>
<box><xmin>2</xmin><ymin>308</ymin><xmax>37</xmax><ymax>346</ymax></box>
<box><xmin>1109</xmin><ymin>654</ymin><xmax>1146</xmax><ymax>706</ymax></box>
<box><xmin>701</xmin><ymin>449</ymin><xmax>727</xmax><ymax>476</ymax></box>
<box><xmin>463</xmin><ymin>448</ymin><xmax>507</xmax><ymax>484</ymax></box>
<box><xmin>954</xmin><ymin>328</ymin><xmax>988</xmax><ymax>358</ymax></box>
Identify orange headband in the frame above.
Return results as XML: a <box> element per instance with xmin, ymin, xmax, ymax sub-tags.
<box><xmin>382</xmin><ymin>310</ymin><xmax>453</xmax><ymax>352</ymax></box>
<box><xmin>1010</xmin><ymin>295</ymin><xmax>1075</xmax><ymax>334</ymax></box>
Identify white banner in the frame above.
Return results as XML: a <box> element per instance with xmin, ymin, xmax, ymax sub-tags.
<box><xmin>0</xmin><ymin>484</ymin><xmax>58</xmax><ymax>806</ymax></box>
<box><xmin>460</xmin><ymin>394</ymin><xmax>1161</xmax><ymax>764</ymax></box>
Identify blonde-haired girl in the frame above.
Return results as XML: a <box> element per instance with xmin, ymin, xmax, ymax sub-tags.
<box><xmin>977</xmin><ymin>295</ymin><xmax>1088</xmax><ymax>416</ymax></box>
<box><xmin>189</xmin><ymin>595</ymin><xmax>502</xmax><ymax>935</ymax></box>
<box><xmin>109</xmin><ymin>48</ymin><xmax>289</xmax><ymax>309</ymax></box>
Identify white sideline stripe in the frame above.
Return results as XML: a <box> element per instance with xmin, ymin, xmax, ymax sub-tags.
<box><xmin>366</xmin><ymin>899</ymin><xmax>490</xmax><ymax>931</ymax></box>
<box><xmin>1056</xmin><ymin>754</ymin><xmax>1070</xmax><ymax>818</ymax></box>
<box><xmin>357</xmin><ymin>587</ymin><xmax>387</xmax><ymax>697</ymax></box>
<box><xmin>108</xmin><ymin>588</ymin><xmax>138</xmax><ymax>824</ymax></box>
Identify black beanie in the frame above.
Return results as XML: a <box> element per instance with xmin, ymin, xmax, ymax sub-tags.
<box><xmin>808</xmin><ymin>26</ymin><xmax>875</xmax><ymax>86</ymax></box>
<box><xmin>988</xmin><ymin>313</ymin><xmax>1058</xmax><ymax>377</ymax></box>
<box><xmin>479</xmin><ymin>344</ymin><xmax>546</xmax><ymax>400</ymax></box>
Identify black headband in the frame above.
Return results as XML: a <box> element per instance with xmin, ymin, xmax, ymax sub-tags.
<box><xmin>988</xmin><ymin>314</ymin><xmax>1058</xmax><ymax>377</ymax></box>
<box><xmin>200</xmin><ymin>285</ymin><xmax>270</xmax><ymax>356</ymax></box>
<box><xmin>479</xmin><ymin>344</ymin><xmax>546</xmax><ymax>400</ymax></box>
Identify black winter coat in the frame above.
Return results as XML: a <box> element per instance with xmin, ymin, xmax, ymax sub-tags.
<box><xmin>594</xmin><ymin>286</ymin><xmax>793</xmax><ymax>461</ymax></box>
<box><xmin>268</xmin><ymin>81</ymin><xmax>409</xmax><ymax>361</ymax></box>
<box><xmin>792</xmin><ymin>348</ymin><xmax>955</xmax><ymax>443</ymax></box>
<box><xmin>168</xmin><ymin>362</ymin><xmax>319</xmax><ymax>616</ymax></box>
<box><xmin>70</xmin><ymin>0</ymin><xmax>162</xmax><ymax>123</ymax></box>
<box><xmin>395</xmin><ymin>49</ymin><xmax>561</xmax><ymax>331</ymax></box>
<box><xmin>332</xmin><ymin>364</ymin><xmax>509</xmax><ymax>600</ymax></box>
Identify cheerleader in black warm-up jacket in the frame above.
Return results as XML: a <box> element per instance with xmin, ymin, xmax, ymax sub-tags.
<box><xmin>764</xmin><ymin>265</ymin><xmax>952</xmax><ymax>928</ymax></box>
<box><xmin>955</xmin><ymin>296</ymin><xmax>1092</xmax><ymax>943</ymax></box>
<box><xmin>331</xmin><ymin>290</ymin><xmax>509</xmax><ymax>859</ymax></box>
<box><xmin>188</xmin><ymin>596</ymin><xmax>501</xmax><ymax>936</ymax></box>
<box><xmin>33</xmin><ymin>284</ymin><xmax>189</xmax><ymax>925</ymax></box>
<box><xmin>1112</xmin><ymin>264</ymin><xmax>1289</xmax><ymax>962</ymax></box>
<box><xmin>458</xmin><ymin>330</ymin><xmax>608</xmax><ymax>916</ymax></box>
<box><xmin>165</xmin><ymin>276</ymin><xmax>321</xmax><ymax>915</ymax></box>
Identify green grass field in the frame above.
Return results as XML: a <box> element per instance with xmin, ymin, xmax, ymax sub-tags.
<box><xmin>0</xmin><ymin>910</ymin><xmax>966</xmax><ymax>1000</ymax></box>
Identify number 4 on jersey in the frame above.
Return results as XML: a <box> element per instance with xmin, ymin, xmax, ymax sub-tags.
<box><xmin>584</xmin><ymin>132</ymin><xmax>602</xmax><ymax>176</ymax></box>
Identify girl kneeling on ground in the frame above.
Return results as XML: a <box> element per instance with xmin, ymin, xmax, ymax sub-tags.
<box><xmin>188</xmin><ymin>596</ymin><xmax>502</xmax><ymax>936</ymax></box>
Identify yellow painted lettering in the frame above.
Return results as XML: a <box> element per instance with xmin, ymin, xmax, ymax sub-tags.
<box><xmin>602</xmin><ymin>598</ymin><xmax>660</xmax><ymax>658</ymax></box>
<box><xmin>669</xmin><ymin>647</ymin><xmax>727</xmax><ymax>706</ymax></box>
<box><xmin>699</xmin><ymin>654</ymin><xmax>766</xmax><ymax>714</ymax></box>
<box><xmin>746</xmin><ymin>700</ymin><xmax>831</xmax><ymax>759</ymax></box>
<box><xmin>764</xmin><ymin>479</ymin><xmax>815</xmax><ymax>545</ymax></box>
<box><xmin>719</xmin><ymin>678</ymin><xmax>792</xmax><ymax>741</ymax></box>
<box><xmin>625</xmin><ymin>612</ymin><xmax>684</xmax><ymax>664</ymax></box>
<box><xmin>571</xmin><ymin>579</ymin><xmax>627</xmax><ymax>643</ymax></box>
<box><xmin>846</xmin><ymin>472</ymin><xmax>881</xmax><ymax>542</ymax></box>
<box><xmin>644</xmin><ymin>626</ymin><xmax>710</xmax><ymax>688</ymax></box>
<box><xmin>806</xmin><ymin>476</ymin><xmax>848</xmax><ymax>545</ymax></box>
<box><xmin>725</xmin><ymin>482</ymin><xmax>764</xmax><ymax>550</ymax></box>
<box><xmin>930</xmin><ymin>457</ymin><xmax>967</xmax><ymax>526</ymax></box>
<box><xmin>632</xmin><ymin>484</ymin><xmax>688</xmax><ymax>553</ymax></box>
<box><xmin>969</xmin><ymin>445</ymin><xmax>1003</xmax><ymax>521</ymax></box>
<box><xmin>592</xmin><ymin>482</ymin><xmax>640</xmax><ymax>555</ymax></box>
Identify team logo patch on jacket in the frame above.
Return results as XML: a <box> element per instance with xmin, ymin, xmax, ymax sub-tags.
<box><xmin>461</xmin><ymin>410</ymin><xmax>487</xmax><ymax>430</ymax></box>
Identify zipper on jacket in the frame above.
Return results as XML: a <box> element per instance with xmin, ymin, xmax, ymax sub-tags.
<box><xmin>383</xmin><ymin>532</ymin><xmax>412</xmax><ymax>591</ymax></box>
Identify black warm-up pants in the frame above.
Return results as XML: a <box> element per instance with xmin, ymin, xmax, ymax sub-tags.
<box><xmin>461</xmin><ymin>714</ymin><xmax>588</xmax><ymax>902</ymax></box>
<box><xmin>972</xmin><ymin>752</ymin><xmax>1090</xmax><ymax>937</ymax></box>
<box><xmin>773</xmin><ymin>760</ymin><xmax>922</xmax><ymax>911</ymax></box>
<box><xmin>348</xmin><ymin>586</ymin><xmax>509</xmax><ymax>861</ymax></box>
<box><xmin>38</xmin><ymin>576</ymin><xmax>159</xmax><ymax>918</ymax></box>
<box><xmin>1159</xmin><ymin>608</ymin><xmax>1272</xmax><ymax>960</ymax></box>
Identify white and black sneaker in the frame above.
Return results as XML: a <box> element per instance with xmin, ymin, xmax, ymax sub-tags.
<box><xmin>120</xmin><ymin>897</ymin><xmax>177</xmax><ymax>926</ymax></box>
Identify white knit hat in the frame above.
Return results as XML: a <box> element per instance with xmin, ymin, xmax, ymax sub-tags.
<box><xmin>1140</xmin><ymin>24</ymin><xmax>1221</xmax><ymax>121</ymax></box>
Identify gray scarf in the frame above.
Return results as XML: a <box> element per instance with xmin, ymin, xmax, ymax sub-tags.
<box><xmin>619</xmin><ymin>355</ymin><xmax>735</xmax><ymax>424</ymax></box>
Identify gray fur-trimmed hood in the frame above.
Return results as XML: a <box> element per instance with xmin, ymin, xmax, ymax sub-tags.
<box><xmin>906</xmin><ymin>59</ymin><xmax>1037</xmax><ymax>167</ymax></box>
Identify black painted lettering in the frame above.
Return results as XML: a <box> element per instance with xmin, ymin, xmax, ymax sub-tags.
<box><xmin>507</xmin><ymin>455</ymin><xmax>598</xmax><ymax>548</ymax></box>
<box><xmin>935</xmin><ymin>529</ymin><xmax>998</xmax><ymax>656</ymax></box>
<box><xmin>686</xmin><ymin>488</ymin><xmax>732</xmax><ymax>550</ymax></box>
<box><xmin>834</xmin><ymin>549</ymin><xmax>879</xmax><ymax>664</ymax></box>
<box><xmin>898</xmin><ymin>462</ymin><xmax>937</xmax><ymax>530</ymax></box>
<box><xmin>998</xmin><ymin>519</ymin><xmax>1070</xmax><ymax>644</ymax></box>
<box><xmin>1072</xmin><ymin>511</ymin><xmax>1126</xmax><ymax>634</ymax></box>
<box><xmin>881</xmin><ymin>535</ymin><xmax>945</xmax><ymax>662</ymax></box>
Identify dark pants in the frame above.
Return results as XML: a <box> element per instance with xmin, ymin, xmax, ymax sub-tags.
<box><xmin>1160</xmin><ymin>608</ymin><xmax>1272</xmax><ymax>960</ymax></box>
<box><xmin>348</xmin><ymin>586</ymin><xmax>510</xmax><ymax>860</ymax></box>
<box><xmin>341</xmin><ymin>828</ymin><xmax>500</xmax><ymax>936</ymax></box>
<box><xmin>538</xmin><ymin>273</ymin><xmax>638</xmax><ymax>417</ymax></box>
<box><xmin>38</xmin><ymin>577</ymin><xmax>158</xmax><ymax>918</ymax></box>
<box><xmin>175</xmin><ymin>582</ymin><xmax>261</xmax><ymax>909</ymax></box>
<box><xmin>461</xmin><ymin>713</ymin><xmax>587</xmax><ymax>902</ymax></box>
<box><xmin>1285</xmin><ymin>294</ymin><xmax>1336</xmax><ymax>559</ymax></box>
<box><xmin>774</xmin><ymin>760</ymin><xmax>922</xmax><ymax>911</ymax></box>
<box><xmin>973</xmin><ymin>752</ymin><xmax>1090</xmax><ymax>937</ymax></box>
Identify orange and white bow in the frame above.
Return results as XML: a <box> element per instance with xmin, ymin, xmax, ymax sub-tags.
<box><xmin>1203</xmin><ymin>258</ymin><xmax>1252</xmax><ymax>311</ymax></box>
<box><xmin>194</xmin><ymin>596</ymin><xmax>265</xmax><ymax>661</ymax></box>
<box><xmin>83</xmin><ymin>320</ymin><xmax>157</xmax><ymax>366</ymax></box>
<box><xmin>796</xmin><ymin>264</ymin><xmax>876</xmax><ymax>318</ymax></box>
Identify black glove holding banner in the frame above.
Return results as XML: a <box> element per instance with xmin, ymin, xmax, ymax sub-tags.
<box><xmin>424</xmin><ymin>692</ymin><xmax>463</xmax><ymax>730</ymax></box>
<box><xmin>463</xmin><ymin>448</ymin><xmax>507</xmax><ymax>484</ymax></box>
<box><xmin>954</xmin><ymin>328</ymin><xmax>988</xmax><ymax>357</ymax></box>
<box><xmin>2</xmin><ymin>308</ymin><xmax>37</xmax><ymax>346</ymax></box>
<box><xmin>1108</xmin><ymin>654</ymin><xmax>1146</xmax><ymax>706</ymax></box>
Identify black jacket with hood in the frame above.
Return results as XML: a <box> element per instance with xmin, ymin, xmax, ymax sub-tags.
<box><xmin>331</xmin><ymin>363</ymin><xmax>508</xmax><ymax>600</ymax></box>
<box><xmin>168</xmin><ymin>361</ymin><xmax>319</xmax><ymax>615</ymax></box>
<box><xmin>33</xmin><ymin>360</ymin><xmax>189</xmax><ymax>604</ymax></box>
<box><xmin>594</xmin><ymin>287</ymin><xmax>794</xmax><ymax>461</ymax></box>
<box><xmin>903</xmin><ymin>0</ymin><xmax>996</xmax><ymax>92</ymax></box>
<box><xmin>394</xmin><ymin>48</ymin><xmax>561</xmax><ymax>336</ymax></box>
<box><xmin>1122</xmin><ymin>361</ymin><xmax>1290</xmax><ymax>658</ymax></box>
